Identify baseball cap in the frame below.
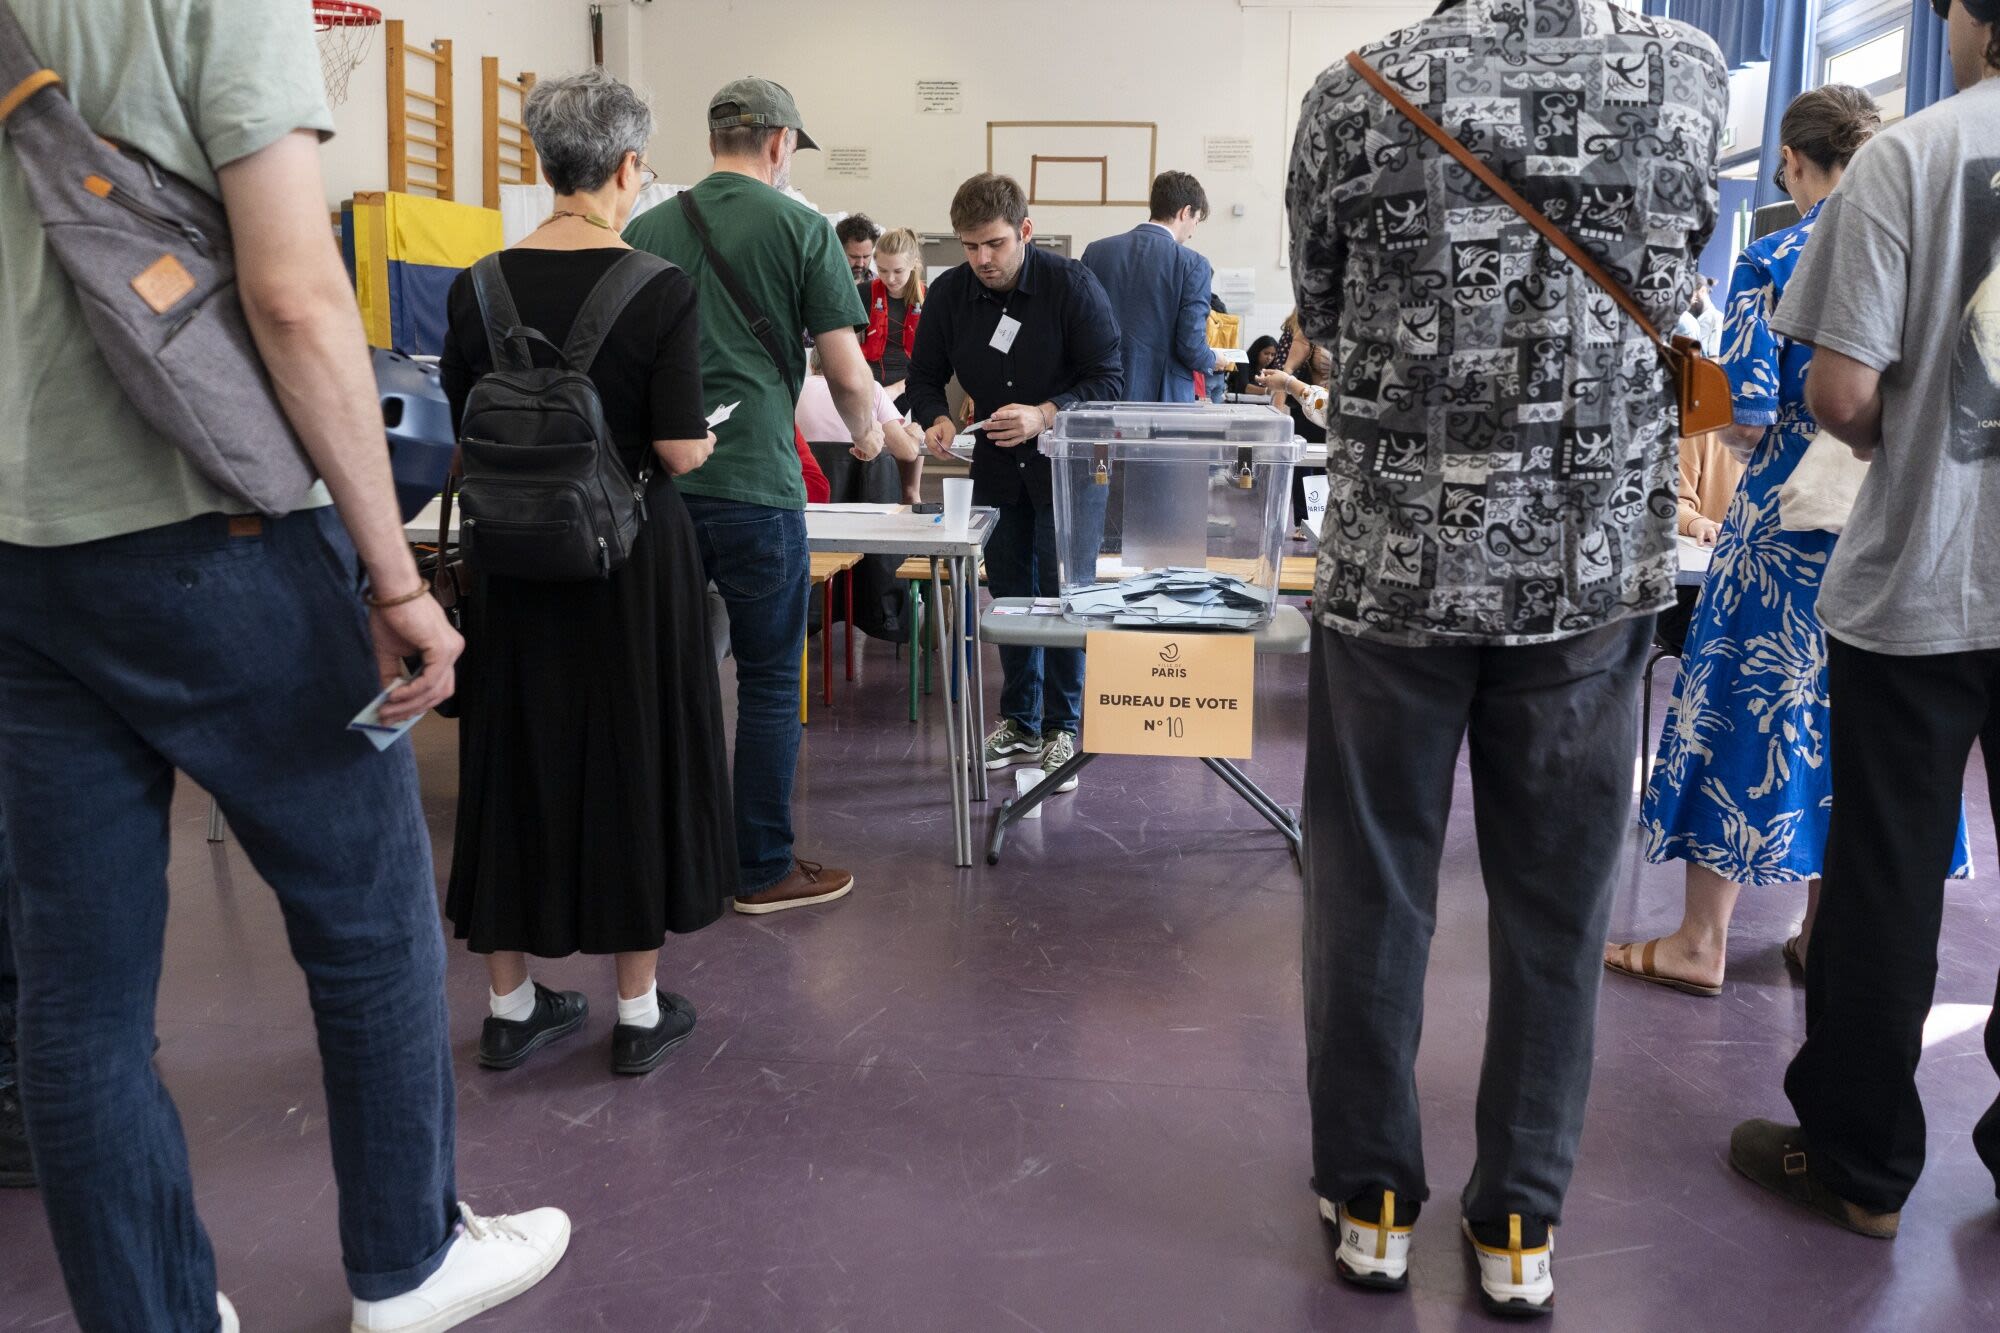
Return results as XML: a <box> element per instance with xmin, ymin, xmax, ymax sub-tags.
<box><xmin>708</xmin><ymin>77</ymin><xmax>818</xmax><ymax>151</ymax></box>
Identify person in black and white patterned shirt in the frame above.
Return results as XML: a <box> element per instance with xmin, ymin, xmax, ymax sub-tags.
<box><xmin>1285</xmin><ymin>0</ymin><xmax>1725</xmax><ymax>1315</ymax></box>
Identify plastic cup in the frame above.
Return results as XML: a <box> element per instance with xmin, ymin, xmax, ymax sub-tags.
<box><xmin>1015</xmin><ymin>767</ymin><xmax>1044</xmax><ymax>818</ymax></box>
<box><xmin>942</xmin><ymin>477</ymin><xmax>973</xmax><ymax>534</ymax></box>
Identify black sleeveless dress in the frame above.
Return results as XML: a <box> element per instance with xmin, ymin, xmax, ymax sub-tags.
<box><xmin>439</xmin><ymin>247</ymin><xmax>737</xmax><ymax>954</ymax></box>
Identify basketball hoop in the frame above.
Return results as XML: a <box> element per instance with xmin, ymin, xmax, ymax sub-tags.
<box><xmin>314</xmin><ymin>1</ymin><xmax>381</xmax><ymax>109</ymax></box>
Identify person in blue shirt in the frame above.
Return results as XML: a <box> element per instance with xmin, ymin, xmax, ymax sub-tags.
<box><xmin>1080</xmin><ymin>171</ymin><xmax>1221</xmax><ymax>403</ymax></box>
<box><xmin>911</xmin><ymin>174</ymin><xmax>1122</xmax><ymax>793</ymax></box>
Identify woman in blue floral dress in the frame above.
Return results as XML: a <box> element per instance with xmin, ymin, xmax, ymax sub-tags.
<box><xmin>1608</xmin><ymin>86</ymin><xmax>1970</xmax><ymax>995</ymax></box>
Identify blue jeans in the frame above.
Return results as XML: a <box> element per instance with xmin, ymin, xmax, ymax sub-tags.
<box><xmin>984</xmin><ymin>496</ymin><xmax>1091</xmax><ymax>736</ymax></box>
<box><xmin>682</xmin><ymin>497</ymin><xmax>808</xmax><ymax>892</ymax></box>
<box><xmin>0</xmin><ymin>509</ymin><xmax>458</xmax><ymax>1329</ymax></box>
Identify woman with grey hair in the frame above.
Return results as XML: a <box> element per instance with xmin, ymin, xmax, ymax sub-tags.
<box><xmin>440</xmin><ymin>68</ymin><xmax>737</xmax><ymax>1077</ymax></box>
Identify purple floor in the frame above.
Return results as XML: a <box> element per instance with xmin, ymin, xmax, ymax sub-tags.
<box><xmin>3</xmin><ymin>630</ymin><xmax>1997</xmax><ymax>1332</ymax></box>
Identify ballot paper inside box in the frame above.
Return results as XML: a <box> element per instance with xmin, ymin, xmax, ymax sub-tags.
<box><xmin>1040</xmin><ymin>403</ymin><xmax>1302</xmax><ymax>629</ymax></box>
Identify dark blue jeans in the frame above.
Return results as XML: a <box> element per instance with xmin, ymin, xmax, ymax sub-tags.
<box><xmin>683</xmin><ymin>496</ymin><xmax>808</xmax><ymax>892</ymax></box>
<box><xmin>984</xmin><ymin>495</ymin><xmax>1092</xmax><ymax>736</ymax></box>
<box><xmin>0</xmin><ymin>817</ymin><xmax>14</xmax><ymax>1093</ymax></box>
<box><xmin>0</xmin><ymin>509</ymin><xmax>458</xmax><ymax>1330</ymax></box>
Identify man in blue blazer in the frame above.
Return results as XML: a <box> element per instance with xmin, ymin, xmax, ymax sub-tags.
<box><xmin>1081</xmin><ymin>172</ymin><xmax>1220</xmax><ymax>403</ymax></box>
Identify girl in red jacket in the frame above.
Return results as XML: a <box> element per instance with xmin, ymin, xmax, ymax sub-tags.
<box><xmin>861</xmin><ymin>227</ymin><xmax>925</xmax><ymax>407</ymax></box>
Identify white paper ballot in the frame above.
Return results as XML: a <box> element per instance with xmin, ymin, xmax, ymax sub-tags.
<box><xmin>348</xmin><ymin>679</ymin><xmax>424</xmax><ymax>752</ymax></box>
<box><xmin>959</xmin><ymin>418</ymin><xmax>993</xmax><ymax>436</ymax></box>
<box><xmin>1211</xmin><ymin>348</ymin><xmax>1249</xmax><ymax>366</ymax></box>
<box><xmin>706</xmin><ymin>401</ymin><xmax>741</xmax><ymax>429</ymax></box>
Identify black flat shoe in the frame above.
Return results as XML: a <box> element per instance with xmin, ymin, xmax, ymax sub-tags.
<box><xmin>611</xmin><ymin>990</ymin><xmax>696</xmax><ymax>1076</ymax></box>
<box><xmin>478</xmin><ymin>984</ymin><xmax>589</xmax><ymax>1070</ymax></box>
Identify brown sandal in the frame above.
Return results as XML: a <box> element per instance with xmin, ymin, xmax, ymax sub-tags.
<box><xmin>1604</xmin><ymin>939</ymin><xmax>1724</xmax><ymax>997</ymax></box>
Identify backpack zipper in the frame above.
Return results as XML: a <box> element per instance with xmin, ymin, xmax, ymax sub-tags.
<box><xmin>83</xmin><ymin>175</ymin><xmax>210</xmax><ymax>256</ymax></box>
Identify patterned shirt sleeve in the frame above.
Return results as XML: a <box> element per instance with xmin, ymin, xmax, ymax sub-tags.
<box><xmin>1721</xmin><ymin>248</ymin><xmax>1781</xmax><ymax>428</ymax></box>
<box><xmin>1287</xmin><ymin>66</ymin><xmax>1355</xmax><ymax>347</ymax></box>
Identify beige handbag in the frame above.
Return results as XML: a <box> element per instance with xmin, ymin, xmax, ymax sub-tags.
<box><xmin>1778</xmin><ymin>432</ymin><xmax>1871</xmax><ymax>534</ymax></box>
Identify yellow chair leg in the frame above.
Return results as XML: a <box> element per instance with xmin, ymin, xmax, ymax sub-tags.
<box><xmin>799</xmin><ymin>637</ymin><xmax>809</xmax><ymax>725</ymax></box>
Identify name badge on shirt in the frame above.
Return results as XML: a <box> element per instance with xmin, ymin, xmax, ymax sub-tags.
<box><xmin>989</xmin><ymin>314</ymin><xmax>1023</xmax><ymax>354</ymax></box>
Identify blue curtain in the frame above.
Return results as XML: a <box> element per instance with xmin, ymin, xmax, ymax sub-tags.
<box><xmin>1905</xmin><ymin>0</ymin><xmax>1956</xmax><ymax>115</ymax></box>
<box><xmin>1753</xmin><ymin>1</ymin><xmax>1815</xmax><ymax>208</ymax></box>
<box><xmin>1667</xmin><ymin>0</ymin><xmax>1773</xmax><ymax>70</ymax></box>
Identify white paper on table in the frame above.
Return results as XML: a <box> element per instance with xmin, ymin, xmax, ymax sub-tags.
<box><xmin>1211</xmin><ymin>347</ymin><xmax>1249</xmax><ymax>366</ymax></box>
<box><xmin>1677</xmin><ymin>535</ymin><xmax>1715</xmax><ymax>575</ymax></box>
<box><xmin>706</xmin><ymin>401</ymin><xmax>741</xmax><ymax>429</ymax></box>
<box><xmin>807</xmin><ymin>502</ymin><xmax>908</xmax><ymax>515</ymax></box>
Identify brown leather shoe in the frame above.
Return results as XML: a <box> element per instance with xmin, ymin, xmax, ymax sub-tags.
<box><xmin>1728</xmin><ymin>1119</ymin><xmax>1900</xmax><ymax>1239</ymax></box>
<box><xmin>732</xmin><ymin>859</ymin><xmax>854</xmax><ymax>915</ymax></box>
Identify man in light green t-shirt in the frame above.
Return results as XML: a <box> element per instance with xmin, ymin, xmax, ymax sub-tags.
<box><xmin>0</xmin><ymin>4</ymin><xmax>562</xmax><ymax>1329</ymax></box>
<box><xmin>624</xmin><ymin>78</ymin><xmax>882</xmax><ymax>914</ymax></box>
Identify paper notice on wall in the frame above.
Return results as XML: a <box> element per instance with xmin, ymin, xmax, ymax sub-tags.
<box><xmin>916</xmin><ymin>80</ymin><xmax>962</xmax><ymax>114</ymax></box>
<box><xmin>1204</xmin><ymin>135</ymin><xmax>1254</xmax><ymax>173</ymax></box>
<box><xmin>1212</xmin><ymin>267</ymin><xmax>1257</xmax><ymax>310</ymax></box>
<box><xmin>826</xmin><ymin>147</ymin><xmax>871</xmax><ymax>180</ymax></box>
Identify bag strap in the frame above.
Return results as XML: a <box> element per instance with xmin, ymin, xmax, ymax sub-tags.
<box><xmin>468</xmin><ymin>253</ymin><xmax>548</xmax><ymax>374</ymax></box>
<box><xmin>676</xmin><ymin>190</ymin><xmax>799</xmax><ymax>399</ymax></box>
<box><xmin>560</xmin><ymin>249</ymin><xmax>669</xmax><ymax>373</ymax></box>
<box><xmin>433</xmin><ymin>460</ymin><xmax>458</xmax><ymax>591</ymax></box>
<box><xmin>1344</xmin><ymin>52</ymin><xmax>1671</xmax><ymax>356</ymax></box>
<box><xmin>0</xmin><ymin>2</ymin><xmax>57</xmax><ymax>122</ymax></box>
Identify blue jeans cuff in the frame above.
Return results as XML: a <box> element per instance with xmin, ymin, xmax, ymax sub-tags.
<box><xmin>345</xmin><ymin>1199</ymin><xmax>457</xmax><ymax>1303</ymax></box>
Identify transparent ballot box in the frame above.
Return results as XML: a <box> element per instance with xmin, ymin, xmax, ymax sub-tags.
<box><xmin>1040</xmin><ymin>403</ymin><xmax>1303</xmax><ymax>630</ymax></box>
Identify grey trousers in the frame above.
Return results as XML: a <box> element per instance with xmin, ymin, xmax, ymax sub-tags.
<box><xmin>1302</xmin><ymin>615</ymin><xmax>1654</xmax><ymax>1224</ymax></box>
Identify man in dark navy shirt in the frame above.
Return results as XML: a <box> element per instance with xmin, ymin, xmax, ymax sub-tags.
<box><xmin>909</xmin><ymin>174</ymin><xmax>1122</xmax><ymax>792</ymax></box>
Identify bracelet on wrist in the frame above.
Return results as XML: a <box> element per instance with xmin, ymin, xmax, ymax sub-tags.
<box><xmin>364</xmin><ymin>582</ymin><xmax>431</xmax><ymax>610</ymax></box>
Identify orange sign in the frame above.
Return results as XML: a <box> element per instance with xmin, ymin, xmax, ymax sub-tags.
<box><xmin>1082</xmin><ymin>630</ymin><xmax>1255</xmax><ymax>759</ymax></box>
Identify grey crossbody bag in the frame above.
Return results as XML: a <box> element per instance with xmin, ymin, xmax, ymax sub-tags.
<box><xmin>0</xmin><ymin>1</ymin><xmax>317</xmax><ymax>513</ymax></box>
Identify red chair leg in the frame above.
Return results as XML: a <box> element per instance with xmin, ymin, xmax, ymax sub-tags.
<box><xmin>844</xmin><ymin>569</ymin><xmax>856</xmax><ymax>681</ymax></box>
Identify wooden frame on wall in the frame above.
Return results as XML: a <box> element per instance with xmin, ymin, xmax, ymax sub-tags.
<box><xmin>987</xmin><ymin>120</ymin><xmax>1158</xmax><ymax>208</ymax></box>
<box><xmin>482</xmin><ymin>58</ymin><xmax>538</xmax><ymax>209</ymax></box>
<box><xmin>386</xmin><ymin>20</ymin><xmax>454</xmax><ymax>200</ymax></box>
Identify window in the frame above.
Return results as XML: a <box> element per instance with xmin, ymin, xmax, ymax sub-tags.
<box><xmin>1815</xmin><ymin>0</ymin><xmax>1910</xmax><ymax>118</ymax></box>
<box><xmin>1825</xmin><ymin>25</ymin><xmax>1906</xmax><ymax>91</ymax></box>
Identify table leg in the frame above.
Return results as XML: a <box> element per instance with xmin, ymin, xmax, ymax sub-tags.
<box><xmin>822</xmin><ymin>578</ymin><xmax>834</xmax><ymax>706</ymax></box>
<box><xmin>931</xmin><ymin>557</ymin><xmax>970</xmax><ymax>866</ymax></box>
<box><xmin>906</xmin><ymin>579</ymin><xmax>921</xmax><ymax>724</ymax></box>
<box><xmin>1201</xmin><ymin>757</ymin><xmax>1303</xmax><ymax>855</ymax></box>
<box><xmin>985</xmin><ymin>752</ymin><xmax>1097</xmax><ymax>864</ymax></box>
<box><xmin>965</xmin><ymin>556</ymin><xmax>988</xmax><ymax>803</ymax></box>
<box><xmin>206</xmin><ymin>797</ymin><xmax>226</xmax><ymax>844</ymax></box>
<box><xmin>799</xmin><ymin>639</ymin><xmax>808</xmax><ymax>725</ymax></box>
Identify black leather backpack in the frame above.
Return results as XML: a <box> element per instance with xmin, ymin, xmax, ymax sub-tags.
<box><xmin>456</xmin><ymin>250</ymin><xmax>665</xmax><ymax>581</ymax></box>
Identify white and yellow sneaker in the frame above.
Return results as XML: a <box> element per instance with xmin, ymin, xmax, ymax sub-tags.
<box><xmin>1319</xmin><ymin>1189</ymin><xmax>1414</xmax><ymax>1290</ymax></box>
<box><xmin>1462</xmin><ymin>1213</ymin><xmax>1555</xmax><ymax>1318</ymax></box>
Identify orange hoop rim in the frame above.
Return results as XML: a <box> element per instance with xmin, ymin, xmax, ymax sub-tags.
<box><xmin>314</xmin><ymin>1</ymin><xmax>381</xmax><ymax>30</ymax></box>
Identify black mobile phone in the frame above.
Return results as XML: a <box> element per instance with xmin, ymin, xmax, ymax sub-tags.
<box><xmin>911</xmin><ymin>502</ymin><xmax>944</xmax><ymax>514</ymax></box>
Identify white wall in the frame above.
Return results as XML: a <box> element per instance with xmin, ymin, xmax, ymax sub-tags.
<box><xmin>319</xmin><ymin>0</ymin><xmax>600</xmax><ymax>206</ymax></box>
<box><xmin>631</xmin><ymin>0</ymin><xmax>1430</xmax><ymax>342</ymax></box>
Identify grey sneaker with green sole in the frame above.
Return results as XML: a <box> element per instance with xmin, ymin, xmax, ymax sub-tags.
<box><xmin>983</xmin><ymin>718</ymin><xmax>1042</xmax><ymax>770</ymax></box>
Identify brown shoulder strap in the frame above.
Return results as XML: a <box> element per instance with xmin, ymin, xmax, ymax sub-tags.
<box><xmin>1344</xmin><ymin>52</ymin><xmax>1665</xmax><ymax>350</ymax></box>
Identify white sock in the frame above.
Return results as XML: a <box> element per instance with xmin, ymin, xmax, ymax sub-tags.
<box><xmin>616</xmin><ymin>988</ymin><xmax>660</xmax><ymax>1029</ymax></box>
<box><xmin>489</xmin><ymin>977</ymin><xmax>536</xmax><ymax>1023</ymax></box>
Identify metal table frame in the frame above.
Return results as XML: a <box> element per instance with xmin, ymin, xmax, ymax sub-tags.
<box><xmin>976</xmin><ymin>600</ymin><xmax>1311</xmax><ymax>865</ymax></box>
<box><xmin>804</xmin><ymin>508</ymin><xmax>998</xmax><ymax>866</ymax></box>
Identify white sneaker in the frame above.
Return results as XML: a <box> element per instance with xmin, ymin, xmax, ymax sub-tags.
<box><xmin>1462</xmin><ymin>1215</ymin><xmax>1554</xmax><ymax>1317</ymax></box>
<box><xmin>1318</xmin><ymin>1193</ymin><xmax>1412</xmax><ymax>1290</ymax></box>
<box><xmin>350</xmin><ymin>1204</ymin><xmax>571</xmax><ymax>1333</ymax></box>
<box><xmin>219</xmin><ymin>1293</ymin><xmax>240</xmax><ymax>1333</ymax></box>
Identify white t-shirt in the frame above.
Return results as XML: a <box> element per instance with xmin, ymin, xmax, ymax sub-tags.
<box><xmin>795</xmin><ymin>375</ymin><xmax>901</xmax><ymax>443</ymax></box>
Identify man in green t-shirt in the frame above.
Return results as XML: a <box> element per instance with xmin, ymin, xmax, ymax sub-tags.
<box><xmin>624</xmin><ymin>78</ymin><xmax>881</xmax><ymax>914</ymax></box>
